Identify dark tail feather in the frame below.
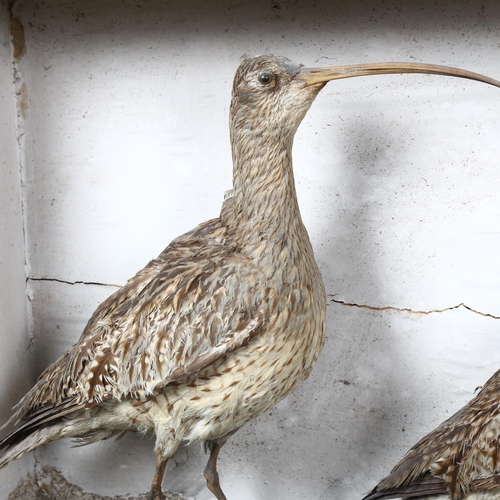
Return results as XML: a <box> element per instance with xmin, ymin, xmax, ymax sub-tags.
<box><xmin>363</xmin><ymin>473</ymin><xmax>448</xmax><ymax>500</ymax></box>
<box><xmin>0</xmin><ymin>401</ymin><xmax>84</xmax><ymax>465</ymax></box>
<box><xmin>0</xmin><ymin>423</ymin><xmax>65</xmax><ymax>470</ymax></box>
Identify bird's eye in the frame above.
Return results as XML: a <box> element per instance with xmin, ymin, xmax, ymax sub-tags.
<box><xmin>258</xmin><ymin>72</ymin><xmax>274</xmax><ymax>85</ymax></box>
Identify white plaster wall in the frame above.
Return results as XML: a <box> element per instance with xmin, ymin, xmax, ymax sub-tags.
<box><xmin>0</xmin><ymin>1</ymin><xmax>35</xmax><ymax>496</ymax></box>
<box><xmin>2</xmin><ymin>0</ymin><xmax>500</xmax><ymax>499</ymax></box>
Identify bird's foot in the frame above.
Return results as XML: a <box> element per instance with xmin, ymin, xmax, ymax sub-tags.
<box><xmin>206</xmin><ymin>482</ymin><xmax>228</xmax><ymax>500</ymax></box>
<box><xmin>148</xmin><ymin>490</ymin><xmax>166</xmax><ymax>500</ymax></box>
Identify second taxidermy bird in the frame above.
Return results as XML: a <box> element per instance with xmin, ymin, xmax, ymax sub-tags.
<box><xmin>365</xmin><ymin>368</ymin><xmax>500</xmax><ymax>500</ymax></box>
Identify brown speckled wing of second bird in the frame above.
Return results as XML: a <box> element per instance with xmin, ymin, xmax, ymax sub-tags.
<box><xmin>364</xmin><ymin>369</ymin><xmax>500</xmax><ymax>500</ymax></box>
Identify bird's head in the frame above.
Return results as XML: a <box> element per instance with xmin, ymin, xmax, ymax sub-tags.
<box><xmin>230</xmin><ymin>55</ymin><xmax>319</xmax><ymax>142</ymax></box>
<box><xmin>230</xmin><ymin>54</ymin><xmax>500</xmax><ymax>152</ymax></box>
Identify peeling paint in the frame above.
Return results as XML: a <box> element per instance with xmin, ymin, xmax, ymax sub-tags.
<box><xmin>10</xmin><ymin>15</ymin><xmax>29</xmax><ymax>120</ymax></box>
<box><xmin>9</xmin><ymin>15</ymin><xmax>26</xmax><ymax>63</ymax></box>
<box><xmin>16</xmin><ymin>80</ymin><xmax>28</xmax><ymax>120</ymax></box>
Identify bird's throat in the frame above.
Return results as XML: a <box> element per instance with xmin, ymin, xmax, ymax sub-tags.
<box><xmin>226</xmin><ymin>138</ymin><xmax>308</xmax><ymax>255</ymax></box>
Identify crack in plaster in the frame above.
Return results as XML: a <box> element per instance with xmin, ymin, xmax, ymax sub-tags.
<box><xmin>24</xmin><ymin>282</ymin><xmax>500</xmax><ymax>320</ymax></box>
<box><xmin>28</xmin><ymin>277</ymin><xmax>121</xmax><ymax>288</ymax></box>
<box><xmin>328</xmin><ymin>294</ymin><xmax>500</xmax><ymax>320</ymax></box>
<box><xmin>7</xmin><ymin>7</ymin><xmax>37</xmax><ymax>348</ymax></box>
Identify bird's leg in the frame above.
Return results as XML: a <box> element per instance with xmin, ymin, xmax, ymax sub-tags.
<box><xmin>204</xmin><ymin>438</ymin><xmax>228</xmax><ymax>500</ymax></box>
<box><xmin>149</xmin><ymin>457</ymin><xmax>168</xmax><ymax>500</ymax></box>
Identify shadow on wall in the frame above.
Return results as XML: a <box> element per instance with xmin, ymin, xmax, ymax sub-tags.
<box><xmin>312</xmin><ymin>111</ymin><xmax>416</xmax><ymax>498</ymax></box>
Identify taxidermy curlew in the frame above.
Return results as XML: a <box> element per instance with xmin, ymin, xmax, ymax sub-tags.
<box><xmin>364</xmin><ymin>368</ymin><xmax>500</xmax><ymax>500</ymax></box>
<box><xmin>1</xmin><ymin>55</ymin><xmax>500</xmax><ymax>500</ymax></box>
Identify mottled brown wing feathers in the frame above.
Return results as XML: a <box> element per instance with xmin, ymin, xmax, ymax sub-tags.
<box><xmin>363</xmin><ymin>473</ymin><xmax>447</xmax><ymax>499</ymax></box>
<box><xmin>471</xmin><ymin>474</ymin><xmax>500</xmax><ymax>491</ymax></box>
<box><xmin>364</xmin><ymin>473</ymin><xmax>500</xmax><ymax>500</ymax></box>
<box><xmin>5</xmin><ymin>217</ymin><xmax>269</xmax><ymax>433</ymax></box>
<box><xmin>163</xmin><ymin>313</ymin><xmax>264</xmax><ymax>384</ymax></box>
<box><xmin>365</xmin><ymin>369</ymin><xmax>500</xmax><ymax>500</ymax></box>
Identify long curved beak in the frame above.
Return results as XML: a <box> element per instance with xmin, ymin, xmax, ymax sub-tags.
<box><xmin>297</xmin><ymin>62</ymin><xmax>500</xmax><ymax>89</ymax></box>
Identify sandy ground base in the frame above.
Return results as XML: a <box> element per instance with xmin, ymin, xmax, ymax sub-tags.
<box><xmin>7</xmin><ymin>466</ymin><xmax>185</xmax><ymax>500</ymax></box>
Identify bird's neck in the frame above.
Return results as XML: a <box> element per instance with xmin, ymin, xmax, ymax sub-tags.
<box><xmin>224</xmin><ymin>132</ymin><xmax>309</xmax><ymax>251</ymax></box>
